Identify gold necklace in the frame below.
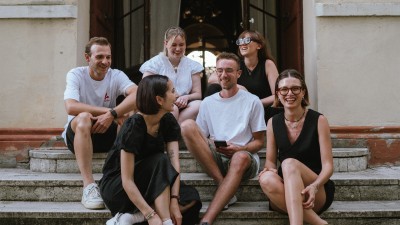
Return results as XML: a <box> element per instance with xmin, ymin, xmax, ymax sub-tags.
<box><xmin>284</xmin><ymin>109</ymin><xmax>306</xmax><ymax>129</ymax></box>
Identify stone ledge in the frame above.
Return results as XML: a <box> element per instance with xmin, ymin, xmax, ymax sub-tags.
<box><xmin>0</xmin><ymin>200</ymin><xmax>399</xmax><ymax>225</ymax></box>
<box><xmin>316</xmin><ymin>3</ymin><xmax>400</xmax><ymax>17</ymax></box>
<box><xmin>0</xmin><ymin>5</ymin><xmax>77</xmax><ymax>19</ymax></box>
<box><xmin>0</xmin><ymin>167</ymin><xmax>398</xmax><ymax>202</ymax></box>
<box><xmin>29</xmin><ymin>148</ymin><xmax>370</xmax><ymax>173</ymax></box>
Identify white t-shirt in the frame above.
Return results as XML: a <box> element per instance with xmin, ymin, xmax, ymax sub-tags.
<box><xmin>61</xmin><ymin>66</ymin><xmax>135</xmax><ymax>141</ymax></box>
<box><xmin>139</xmin><ymin>53</ymin><xmax>204</xmax><ymax>96</ymax></box>
<box><xmin>196</xmin><ymin>89</ymin><xmax>267</xmax><ymax>167</ymax></box>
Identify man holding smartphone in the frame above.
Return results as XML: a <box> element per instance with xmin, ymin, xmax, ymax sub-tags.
<box><xmin>181</xmin><ymin>52</ymin><xmax>266</xmax><ymax>225</ymax></box>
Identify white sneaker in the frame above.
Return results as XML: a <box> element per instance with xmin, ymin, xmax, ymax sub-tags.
<box><xmin>106</xmin><ymin>212</ymin><xmax>145</xmax><ymax>225</ymax></box>
<box><xmin>81</xmin><ymin>183</ymin><xmax>105</xmax><ymax>209</ymax></box>
<box><xmin>223</xmin><ymin>195</ymin><xmax>237</xmax><ymax>210</ymax></box>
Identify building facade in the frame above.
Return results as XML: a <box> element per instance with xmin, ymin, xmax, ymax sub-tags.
<box><xmin>0</xmin><ymin>0</ymin><xmax>399</xmax><ymax>167</ymax></box>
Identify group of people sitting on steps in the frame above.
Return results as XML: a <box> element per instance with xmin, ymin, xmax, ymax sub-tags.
<box><xmin>61</xmin><ymin>26</ymin><xmax>335</xmax><ymax>225</ymax></box>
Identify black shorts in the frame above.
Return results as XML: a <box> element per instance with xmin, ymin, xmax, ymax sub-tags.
<box><xmin>65</xmin><ymin>119</ymin><xmax>118</xmax><ymax>154</ymax></box>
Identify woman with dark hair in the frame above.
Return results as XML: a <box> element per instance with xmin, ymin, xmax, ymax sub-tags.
<box><xmin>258</xmin><ymin>69</ymin><xmax>335</xmax><ymax>225</ymax></box>
<box><xmin>207</xmin><ymin>30</ymin><xmax>281</xmax><ymax>122</ymax></box>
<box><xmin>99</xmin><ymin>75</ymin><xmax>201</xmax><ymax>225</ymax></box>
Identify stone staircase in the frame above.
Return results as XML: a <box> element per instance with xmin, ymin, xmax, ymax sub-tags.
<box><xmin>0</xmin><ymin>145</ymin><xmax>400</xmax><ymax>225</ymax></box>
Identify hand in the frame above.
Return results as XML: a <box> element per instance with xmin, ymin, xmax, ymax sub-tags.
<box><xmin>301</xmin><ymin>184</ymin><xmax>318</xmax><ymax>209</ymax></box>
<box><xmin>170</xmin><ymin>200</ymin><xmax>182</xmax><ymax>225</ymax></box>
<box><xmin>216</xmin><ymin>143</ymin><xmax>238</xmax><ymax>158</ymax></box>
<box><xmin>91</xmin><ymin>112</ymin><xmax>114</xmax><ymax>133</ymax></box>
<box><xmin>174</xmin><ymin>95</ymin><xmax>189</xmax><ymax>109</ymax></box>
<box><xmin>147</xmin><ymin>213</ymin><xmax>162</xmax><ymax>225</ymax></box>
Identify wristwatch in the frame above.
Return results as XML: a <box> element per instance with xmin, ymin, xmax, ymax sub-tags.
<box><xmin>109</xmin><ymin>109</ymin><xmax>118</xmax><ymax>119</ymax></box>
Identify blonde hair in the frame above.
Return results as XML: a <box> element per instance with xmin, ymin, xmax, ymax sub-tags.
<box><xmin>163</xmin><ymin>27</ymin><xmax>186</xmax><ymax>56</ymax></box>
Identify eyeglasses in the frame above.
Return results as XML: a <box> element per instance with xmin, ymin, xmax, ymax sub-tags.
<box><xmin>277</xmin><ymin>86</ymin><xmax>303</xmax><ymax>95</ymax></box>
<box><xmin>236</xmin><ymin>37</ymin><xmax>252</xmax><ymax>46</ymax></box>
<box><xmin>216</xmin><ymin>68</ymin><xmax>238</xmax><ymax>75</ymax></box>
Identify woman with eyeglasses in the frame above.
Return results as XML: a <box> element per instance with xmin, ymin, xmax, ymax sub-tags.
<box><xmin>258</xmin><ymin>69</ymin><xmax>335</xmax><ymax>225</ymax></box>
<box><xmin>207</xmin><ymin>30</ymin><xmax>280</xmax><ymax>122</ymax></box>
<box><xmin>140</xmin><ymin>27</ymin><xmax>204</xmax><ymax>124</ymax></box>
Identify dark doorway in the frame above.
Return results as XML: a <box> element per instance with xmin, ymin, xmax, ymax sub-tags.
<box><xmin>89</xmin><ymin>0</ymin><xmax>304</xmax><ymax>82</ymax></box>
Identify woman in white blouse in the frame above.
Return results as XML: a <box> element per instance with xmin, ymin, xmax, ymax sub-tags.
<box><xmin>140</xmin><ymin>26</ymin><xmax>204</xmax><ymax>124</ymax></box>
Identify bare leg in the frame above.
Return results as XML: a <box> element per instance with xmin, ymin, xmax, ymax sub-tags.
<box><xmin>201</xmin><ymin>151</ymin><xmax>252</xmax><ymax>224</ymax></box>
<box><xmin>71</xmin><ymin>112</ymin><xmax>95</xmax><ymax>187</ymax></box>
<box><xmin>178</xmin><ymin>100</ymin><xmax>201</xmax><ymax>124</ymax></box>
<box><xmin>259</xmin><ymin>158</ymin><xmax>328</xmax><ymax>225</ymax></box>
<box><xmin>181</xmin><ymin>120</ymin><xmax>224</xmax><ymax>183</ymax></box>
<box><xmin>154</xmin><ymin>186</ymin><xmax>171</xmax><ymax>221</ymax></box>
<box><xmin>259</xmin><ymin>171</ymin><xmax>287</xmax><ymax>213</ymax></box>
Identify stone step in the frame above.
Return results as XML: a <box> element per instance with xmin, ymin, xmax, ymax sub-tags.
<box><xmin>0</xmin><ymin>200</ymin><xmax>399</xmax><ymax>225</ymax></box>
<box><xmin>1</xmin><ymin>166</ymin><xmax>398</xmax><ymax>202</ymax></box>
<box><xmin>29</xmin><ymin>147</ymin><xmax>369</xmax><ymax>173</ymax></box>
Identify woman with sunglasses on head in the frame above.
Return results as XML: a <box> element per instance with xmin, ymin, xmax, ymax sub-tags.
<box><xmin>207</xmin><ymin>30</ymin><xmax>281</xmax><ymax>122</ymax></box>
<box><xmin>258</xmin><ymin>69</ymin><xmax>335</xmax><ymax>225</ymax></box>
<box><xmin>140</xmin><ymin>27</ymin><xmax>204</xmax><ymax>124</ymax></box>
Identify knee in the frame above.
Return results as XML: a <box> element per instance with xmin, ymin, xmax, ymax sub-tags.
<box><xmin>281</xmin><ymin>158</ymin><xmax>301</xmax><ymax>176</ymax></box>
<box><xmin>229</xmin><ymin>151</ymin><xmax>251</xmax><ymax>172</ymax></box>
<box><xmin>180</xmin><ymin>119</ymin><xmax>197</xmax><ymax>137</ymax></box>
<box><xmin>188</xmin><ymin>100</ymin><xmax>201</xmax><ymax>109</ymax></box>
<box><xmin>74</xmin><ymin>112</ymin><xmax>93</xmax><ymax>131</ymax></box>
<box><xmin>259</xmin><ymin>172</ymin><xmax>281</xmax><ymax>193</ymax></box>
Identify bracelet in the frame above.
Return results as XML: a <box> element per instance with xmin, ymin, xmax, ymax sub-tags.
<box><xmin>109</xmin><ymin>108</ymin><xmax>118</xmax><ymax>119</ymax></box>
<box><xmin>171</xmin><ymin>195</ymin><xmax>180</xmax><ymax>201</ymax></box>
<box><xmin>145</xmin><ymin>210</ymin><xmax>157</xmax><ymax>220</ymax></box>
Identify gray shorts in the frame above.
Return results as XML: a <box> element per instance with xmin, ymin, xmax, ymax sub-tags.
<box><xmin>208</xmin><ymin>140</ymin><xmax>258</xmax><ymax>181</ymax></box>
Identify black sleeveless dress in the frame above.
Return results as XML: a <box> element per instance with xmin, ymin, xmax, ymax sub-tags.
<box><xmin>272</xmin><ymin>109</ymin><xmax>335</xmax><ymax>213</ymax></box>
<box><xmin>238</xmin><ymin>60</ymin><xmax>283</xmax><ymax>122</ymax></box>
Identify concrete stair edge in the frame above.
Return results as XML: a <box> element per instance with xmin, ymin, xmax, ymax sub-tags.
<box><xmin>28</xmin><ymin>147</ymin><xmax>370</xmax><ymax>173</ymax></box>
<box><xmin>1</xmin><ymin>200</ymin><xmax>400</xmax><ymax>219</ymax></box>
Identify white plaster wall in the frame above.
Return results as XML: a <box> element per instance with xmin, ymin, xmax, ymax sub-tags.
<box><xmin>314</xmin><ymin>0</ymin><xmax>400</xmax><ymax>126</ymax></box>
<box><xmin>0</xmin><ymin>0</ymin><xmax>89</xmax><ymax>128</ymax></box>
<box><xmin>303</xmin><ymin>0</ymin><xmax>318</xmax><ymax>111</ymax></box>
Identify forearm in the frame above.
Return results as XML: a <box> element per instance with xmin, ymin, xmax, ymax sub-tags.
<box><xmin>311</xmin><ymin>163</ymin><xmax>333</xmax><ymax>190</ymax></box>
<box><xmin>123</xmin><ymin>180</ymin><xmax>154</xmax><ymax>216</ymax></box>
<box><xmin>260</xmin><ymin>95</ymin><xmax>275</xmax><ymax>107</ymax></box>
<box><xmin>185</xmin><ymin>92</ymin><xmax>201</xmax><ymax>101</ymax></box>
<box><xmin>114</xmin><ymin>92</ymin><xmax>137</xmax><ymax>117</ymax></box>
<box><xmin>239</xmin><ymin>139</ymin><xmax>264</xmax><ymax>154</ymax></box>
<box><xmin>167</xmin><ymin>142</ymin><xmax>180</xmax><ymax>196</ymax></box>
<box><xmin>264</xmin><ymin>159</ymin><xmax>277</xmax><ymax>170</ymax></box>
<box><xmin>65</xmin><ymin>100</ymin><xmax>108</xmax><ymax>116</ymax></box>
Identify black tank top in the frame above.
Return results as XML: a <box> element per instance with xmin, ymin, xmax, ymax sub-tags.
<box><xmin>272</xmin><ymin>109</ymin><xmax>323</xmax><ymax>175</ymax></box>
<box><xmin>238</xmin><ymin>60</ymin><xmax>272</xmax><ymax>100</ymax></box>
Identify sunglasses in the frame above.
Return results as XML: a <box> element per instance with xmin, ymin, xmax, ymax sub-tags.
<box><xmin>236</xmin><ymin>37</ymin><xmax>253</xmax><ymax>46</ymax></box>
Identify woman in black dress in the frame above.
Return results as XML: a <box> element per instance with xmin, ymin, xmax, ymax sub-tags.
<box><xmin>258</xmin><ymin>69</ymin><xmax>335</xmax><ymax>225</ymax></box>
<box><xmin>100</xmin><ymin>75</ymin><xmax>187</xmax><ymax>225</ymax></box>
<box><xmin>207</xmin><ymin>30</ymin><xmax>281</xmax><ymax>122</ymax></box>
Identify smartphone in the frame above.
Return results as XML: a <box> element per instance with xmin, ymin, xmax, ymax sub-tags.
<box><xmin>214</xmin><ymin>140</ymin><xmax>227</xmax><ymax>147</ymax></box>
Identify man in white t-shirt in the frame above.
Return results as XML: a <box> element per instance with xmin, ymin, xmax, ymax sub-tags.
<box><xmin>181</xmin><ymin>52</ymin><xmax>266</xmax><ymax>225</ymax></box>
<box><xmin>62</xmin><ymin>37</ymin><xmax>137</xmax><ymax>210</ymax></box>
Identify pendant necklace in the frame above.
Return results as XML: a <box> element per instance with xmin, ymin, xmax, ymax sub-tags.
<box><xmin>245</xmin><ymin>61</ymin><xmax>257</xmax><ymax>76</ymax></box>
<box><xmin>284</xmin><ymin>109</ymin><xmax>306</xmax><ymax>129</ymax></box>
<box><xmin>246</xmin><ymin>67</ymin><xmax>252</xmax><ymax>76</ymax></box>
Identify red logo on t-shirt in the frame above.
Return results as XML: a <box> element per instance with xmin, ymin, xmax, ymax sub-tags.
<box><xmin>104</xmin><ymin>93</ymin><xmax>110</xmax><ymax>102</ymax></box>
